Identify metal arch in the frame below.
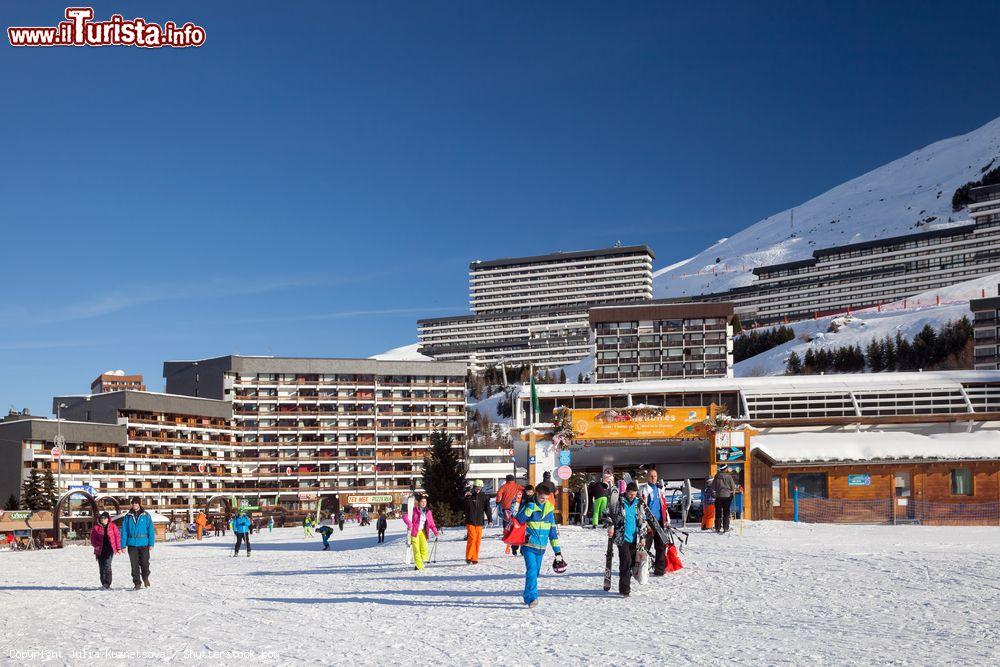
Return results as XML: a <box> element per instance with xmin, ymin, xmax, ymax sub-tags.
<box><xmin>93</xmin><ymin>494</ymin><xmax>122</xmax><ymax>515</ymax></box>
<box><xmin>205</xmin><ymin>494</ymin><xmax>232</xmax><ymax>518</ymax></box>
<box><xmin>52</xmin><ymin>489</ymin><xmax>100</xmax><ymax>548</ymax></box>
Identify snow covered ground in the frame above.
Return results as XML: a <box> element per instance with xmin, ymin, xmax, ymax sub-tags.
<box><xmin>2</xmin><ymin>521</ymin><xmax>998</xmax><ymax>665</ymax></box>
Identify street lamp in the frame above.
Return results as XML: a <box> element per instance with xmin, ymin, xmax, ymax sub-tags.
<box><xmin>55</xmin><ymin>402</ymin><xmax>68</xmax><ymax>496</ymax></box>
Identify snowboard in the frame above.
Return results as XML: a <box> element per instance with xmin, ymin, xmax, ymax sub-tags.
<box><xmin>403</xmin><ymin>495</ymin><xmax>416</xmax><ymax>565</ymax></box>
<box><xmin>579</xmin><ymin>482</ymin><xmax>589</xmax><ymax>527</ymax></box>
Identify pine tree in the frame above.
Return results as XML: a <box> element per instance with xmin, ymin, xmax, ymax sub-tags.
<box><xmin>20</xmin><ymin>469</ymin><xmax>43</xmax><ymax>511</ymax></box>
<box><xmin>786</xmin><ymin>351</ymin><xmax>802</xmax><ymax>375</ymax></box>
<box><xmin>4</xmin><ymin>494</ymin><xmax>17</xmax><ymax>510</ymax></box>
<box><xmin>867</xmin><ymin>339</ymin><xmax>883</xmax><ymax>372</ymax></box>
<box><xmin>730</xmin><ymin>314</ymin><xmax>743</xmax><ymax>335</ymax></box>
<box><xmin>882</xmin><ymin>335</ymin><xmax>897</xmax><ymax>371</ymax></box>
<box><xmin>803</xmin><ymin>348</ymin><xmax>816</xmax><ymax>373</ymax></box>
<box><xmin>420</xmin><ymin>431</ymin><xmax>466</xmax><ymax>519</ymax></box>
<box><xmin>576</xmin><ymin>373</ymin><xmax>584</xmax><ymax>384</ymax></box>
<box><xmin>40</xmin><ymin>469</ymin><xmax>58</xmax><ymax>510</ymax></box>
<box><xmin>558</xmin><ymin>369</ymin><xmax>567</xmax><ymax>384</ymax></box>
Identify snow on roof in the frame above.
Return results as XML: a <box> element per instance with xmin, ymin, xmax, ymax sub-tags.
<box><xmin>368</xmin><ymin>343</ymin><xmax>433</xmax><ymax>361</ymax></box>
<box><xmin>526</xmin><ymin>370</ymin><xmax>1000</xmax><ymax>398</ymax></box>
<box><xmin>753</xmin><ymin>430</ymin><xmax>1000</xmax><ymax>464</ymax></box>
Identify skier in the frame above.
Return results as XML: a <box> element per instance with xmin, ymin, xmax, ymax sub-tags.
<box><xmin>303</xmin><ymin>515</ymin><xmax>314</xmax><ymax>538</ymax></box>
<box><xmin>233</xmin><ymin>510</ymin><xmax>252</xmax><ymax>557</ymax></box>
<box><xmin>496</xmin><ymin>474</ymin><xmax>522</xmax><ymax>554</ymax></box>
<box><xmin>317</xmin><ymin>524</ymin><xmax>334</xmax><ymax>550</ymax></box>
<box><xmin>376</xmin><ymin>510</ymin><xmax>387</xmax><ymax>543</ymax></box>
<box><xmin>591</xmin><ymin>474</ymin><xmax>611</xmax><ymax>528</ymax></box>
<box><xmin>639</xmin><ymin>468</ymin><xmax>669</xmax><ymax>576</ymax></box>
<box><xmin>120</xmin><ymin>497</ymin><xmax>155</xmax><ymax>590</ymax></box>
<box><xmin>712</xmin><ymin>466</ymin><xmax>737</xmax><ymax>533</ymax></box>
<box><xmin>403</xmin><ymin>494</ymin><xmax>439</xmax><ymax>570</ymax></box>
<box><xmin>268</xmin><ymin>515</ymin><xmax>274</xmax><ymax>533</ymax></box>
<box><xmin>463</xmin><ymin>479</ymin><xmax>493</xmax><ymax>565</ymax></box>
<box><xmin>89</xmin><ymin>511</ymin><xmax>122</xmax><ymax>589</ymax></box>
<box><xmin>515</xmin><ymin>482</ymin><xmax>564</xmax><ymax>608</ymax></box>
<box><xmin>606</xmin><ymin>482</ymin><xmax>645</xmax><ymax>597</ymax></box>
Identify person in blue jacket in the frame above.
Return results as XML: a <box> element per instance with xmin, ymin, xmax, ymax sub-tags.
<box><xmin>514</xmin><ymin>482</ymin><xmax>565</xmax><ymax>608</ymax></box>
<box><xmin>232</xmin><ymin>510</ymin><xmax>252</xmax><ymax>557</ymax></box>
<box><xmin>120</xmin><ymin>496</ymin><xmax>155</xmax><ymax>590</ymax></box>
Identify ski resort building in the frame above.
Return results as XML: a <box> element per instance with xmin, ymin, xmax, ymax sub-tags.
<box><xmin>590</xmin><ymin>301</ymin><xmax>734</xmax><ymax>383</ymax></box>
<box><xmin>163</xmin><ymin>355</ymin><xmax>467</xmax><ymax>511</ymax></box>
<box><xmin>692</xmin><ymin>183</ymin><xmax>1000</xmax><ymax>325</ymax></box>
<box><xmin>971</xmin><ymin>289</ymin><xmax>1000</xmax><ymax>370</ymax></box>
<box><xmin>417</xmin><ymin>245</ymin><xmax>655</xmax><ymax>371</ymax></box>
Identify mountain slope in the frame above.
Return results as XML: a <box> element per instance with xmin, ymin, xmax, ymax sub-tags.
<box><xmin>655</xmin><ymin>115</ymin><xmax>1000</xmax><ymax>298</ymax></box>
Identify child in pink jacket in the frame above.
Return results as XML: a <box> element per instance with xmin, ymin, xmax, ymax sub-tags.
<box><xmin>89</xmin><ymin>511</ymin><xmax>122</xmax><ymax>589</ymax></box>
<box><xmin>402</xmin><ymin>494</ymin><xmax>439</xmax><ymax>570</ymax></box>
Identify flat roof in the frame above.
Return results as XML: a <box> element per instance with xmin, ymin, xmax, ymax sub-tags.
<box><xmin>970</xmin><ymin>296</ymin><xmax>1000</xmax><ymax>310</ymax></box>
<box><xmin>754</xmin><ymin>430</ymin><xmax>1000</xmax><ymax>463</ymax></box>
<box><xmin>589</xmin><ymin>301</ymin><xmax>733</xmax><ymax>323</ymax></box>
<box><xmin>162</xmin><ymin>355</ymin><xmax>467</xmax><ymax>377</ymax></box>
<box><xmin>522</xmin><ymin>370</ymin><xmax>1000</xmax><ymax>399</ymax></box>
<box><xmin>53</xmin><ymin>390</ymin><xmax>234</xmax><ymax>419</ymax></box>
<box><xmin>470</xmin><ymin>245</ymin><xmax>655</xmax><ymax>271</ymax></box>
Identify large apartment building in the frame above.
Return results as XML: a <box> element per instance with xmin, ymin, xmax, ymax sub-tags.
<box><xmin>972</xmin><ymin>289</ymin><xmax>1000</xmax><ymax>370</ymax></box>
<box><xmin>590</xmin><ymin>302</ymin><xmax>734</xmax><ymax>383</ymax></box>
<box><xmin>0</xmin><ymin>391</ymin><xmax>244</xmax><ymax>519</ymax></box>
<box><xmin>163</xmin><ymin>356</ymin><xmax>467</xmax><ymax>510</ymax></box>
<box><xmin>419</xmin><ymin>245</ymin><xmax>655</xmax><ymax>370</ymax></box>
<box><xmin>90</xmin><ymin>371</ymin><xmax>146</xmax><ymax>394</ymax></box>
<box><xmin>694</xmin><ymin>183</ymin><xmax>1000</xmax><ymax>325</ymax></box>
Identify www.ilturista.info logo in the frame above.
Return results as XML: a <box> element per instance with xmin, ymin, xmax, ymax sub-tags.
<box><xmin>8</xmin><ymin>7</ymin><xmax>205</xmax><ymax>48</ymax></box>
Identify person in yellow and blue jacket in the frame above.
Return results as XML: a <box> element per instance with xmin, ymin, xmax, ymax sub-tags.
<box><xmin>514</xmin><ymin>482</ymin><xmax>565</xmax><ymax>608</ymax></box>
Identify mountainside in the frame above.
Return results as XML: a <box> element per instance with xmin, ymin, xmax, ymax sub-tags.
<box><xmin>654</xmin><ymin>115</ymin><xmax>1000</xmax><ymax>298</ymax></box>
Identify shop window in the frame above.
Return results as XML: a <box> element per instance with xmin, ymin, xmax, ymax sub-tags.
<box><xmin>951</xmin><ymin>468</ymin><xmax>973</xmax><ymax>496</ymax></box>
<box><xmin>772</xmin><ymin>477</ymin><xmax>781</xmax><ymax>506</ymax></box>
<box><xmin>787</xmin><ymin>472</ymin><xmax>827</xmax><ymax>498</ymax></box>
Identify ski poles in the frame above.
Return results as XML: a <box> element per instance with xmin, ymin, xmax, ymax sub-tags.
<box><xmin>430</xmin><ymin>537</ymin><xmax>439</xmax><ymax>563</ymax></box>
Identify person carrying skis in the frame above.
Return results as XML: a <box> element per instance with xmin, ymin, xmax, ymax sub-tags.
<box><xmin>317</xmin><ymin>524</ymin><xmax>334</xmax><ymax>550</ymax></box>
<box><xmin>303</xmin><ymin>515</ymin><xmax>314</xmax><ymax>538</ymax></box>
<box><xmin>233</xmin><ymin>510</ymin><xmax>252</xmax><ymax>557</ymax></box>
<box><xmin>89</xmin><ymin>511</ymin><xmax>122</xmax><ymax>589</ymax></box>
<box><xmin>495</xmin><ymin>474</ymin><xmax>522</xmax><ymax>527</ymax></box>
<box><xmin>712</xmin><ymin>466</ymin><xmax>737</xmax><ymax>533</ymax></box>
<box><xmin>462</xmin><ymin>479</ymin><xmax>492</xmax><ymax>565</ymax></box>
<box><xmin>402</xmin><ymin>494</ymin><xmax>438</xmax><ymax>570</ymax></box>
<box><xmin>639</xmin><ymin>468</ymin><xmax>669</xmax><ymax>576</ymax></box>
<box><xmin>120</xmin><ymin>497</ymin><xmax>155</xmax><ymax>590</ymax></box>
<box><xmin>515</xmin><ymin>482</ymin><xmax>564</xmax><ymax>608</ymax></box>
<box><xmin>376</xmin><ymin>510</ymin><xmax>387</xmax><ymax>543</ymax></box>
<box><xmin>606</xmin><ymin>481</ymin><xmax>645</xmax><ymax>597</ymax></box>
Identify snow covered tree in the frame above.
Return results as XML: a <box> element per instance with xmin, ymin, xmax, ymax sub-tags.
<box><xmin>420</xmin><ymin>431</ymin><xmax>466</xmax><ymax>521</ymax></box>
<box><xmin>786</xmin><ymin>351</ymin><xmax>802</xmax><ymax>375</ymax></box>
<box><xmin>40</xmin><ymin>469</ymin><xmax>58</xmax><ymax>510</ymax></box>
<box><xmin>20</xmin><ymin>469</ymin><xmax>43</xmax><ymax>511</ymax></box>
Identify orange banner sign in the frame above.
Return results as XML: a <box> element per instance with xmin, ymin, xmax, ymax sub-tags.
<box><xmin>570</xmin><ymin>407</ymin><xmax>707</xmax><ymax>440</ymax></box>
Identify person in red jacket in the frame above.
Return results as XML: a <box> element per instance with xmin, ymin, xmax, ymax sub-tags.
<box><xmin>495</xmin><ymin>474</ymin><xmax>522</xmax><ymax>553</ymax></box>
<box><xmin>89</xmin><ymin>511</ymin><xmax>123</xmax><ymax>589</ymax></box>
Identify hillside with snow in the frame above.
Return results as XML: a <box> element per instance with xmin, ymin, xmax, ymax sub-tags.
<box><xmin>655</xmin><ymin>115</ymin><xmax>1000</xmax><ymax>298</ymax></box>
<box><xmin>735</xmin><ymin>272</ymin><xmax>1000</xmax><ymax>377</ymax></box>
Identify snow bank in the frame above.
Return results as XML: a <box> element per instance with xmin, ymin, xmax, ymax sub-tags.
<box><xmin>369</xmin><ymin>343</ymin><xmax>433</xmax><ymax>361</ymax></box>
<box><xmin>754</xmin><ymin>430</ymin><xmax>1000</xmax><ymax>463</ymax></box>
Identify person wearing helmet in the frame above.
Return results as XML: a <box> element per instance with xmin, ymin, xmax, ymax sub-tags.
<box><xmin>606</xmin><ymin>481</ymin><xmax>645</xmax><ymax>597</ymax></box>
<box><xmin>515</xmin><ymin>482</ymin><xmax>564</xmax><ymax>608</ymax></box>
<box><xmin>462</xmin><ymin>479</ymin><xmax>492</xmax><ymax>564</ymax></box>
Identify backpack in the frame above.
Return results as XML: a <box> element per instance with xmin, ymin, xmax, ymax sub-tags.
<box><xmin>502</xmin><ymin>515</ymin><xmax>527</xmax><ymax>546</ymax></box>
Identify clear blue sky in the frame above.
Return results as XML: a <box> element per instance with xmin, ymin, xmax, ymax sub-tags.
<box><xmin>2</xmin><ymin>1</ymin><xmax>999</xmax><ymax>414</ymax></box>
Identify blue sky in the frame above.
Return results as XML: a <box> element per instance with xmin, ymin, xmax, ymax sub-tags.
<box><xmin>2</xmin><ymin>1</ymin><xmax>1000</xmax><ymax>414</ymax></box>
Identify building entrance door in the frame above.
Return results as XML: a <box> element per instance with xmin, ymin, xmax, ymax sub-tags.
<box><xmin>894</xmin><ymin>470</ymin><xmax>913</xmax><ymax>521</ymax></box>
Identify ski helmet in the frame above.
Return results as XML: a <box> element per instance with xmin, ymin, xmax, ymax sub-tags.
<box><xmin>552</xmin><ymin>556</ymin><xmax>567</xmax><ymax>574</ymax></box>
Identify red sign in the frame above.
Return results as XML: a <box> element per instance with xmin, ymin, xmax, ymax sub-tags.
<box><xmin>51</xmin><ymin>447</ymin><xmax>61</xmax><ymax>459</ymax></box>
<box><xmin>556</xmin><ymin>465</ymin><xmax>572</xmax><ymax>481</ymax></box>
<box><xmin>197</xmin><ymin>463</ymin><xmax>206</xmax><ymax>473</ymax></box>
<box><xmin>286</xmin><ymin>467</ymin><xmax>293</xmax><ymax>476</ymax></box>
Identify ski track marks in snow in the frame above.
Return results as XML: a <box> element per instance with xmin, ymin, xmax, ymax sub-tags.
<box><xmin>0</xmin><ymin>521</ymin><xmax>998</xmax><ymax>665</ymax></box>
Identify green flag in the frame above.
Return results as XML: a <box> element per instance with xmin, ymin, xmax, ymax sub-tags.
<box><xmin>530</xmin><ymin>374</ymin><xmax>540</xmax><ymax>422</ymax></box>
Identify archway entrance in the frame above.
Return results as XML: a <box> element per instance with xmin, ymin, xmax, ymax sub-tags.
<box><xmin>205</xmin><ymin>495</ymin><xmax>232</xmax><ymax>523</ymax></box>
<box><xmin>94</xmin><ymin>494</ymin><xmax>122</xmax><ymax>515</ymax></box>
<box><xmin>52</xmin><ymin>489</ymin><xmax>100</xmax><ymax>548</ymax></box>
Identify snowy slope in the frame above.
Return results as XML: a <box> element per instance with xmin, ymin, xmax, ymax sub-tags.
<box><xmin>734</xmin><ymin>272</ymin><xmax>999</xmax><ymax>377</ymax></box>
<box><xmin>369</xmin><ymin>343</ymin><xmax>433</xmax><ymax>361</ymax></box>
<box><xmin>655</xmin><ymin>116</ymin><xmax>1000</xmax><ymax>298</ymax></box>
<box><xmin>3</xmin><ymin>522</ymin><xmax>999</xmax><ymax>664</ymax></box>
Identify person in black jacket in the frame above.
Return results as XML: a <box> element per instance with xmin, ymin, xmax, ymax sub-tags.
<box><xmin>376</xmin><ymin>510</ymin><xmax>387</xmax><ymax>543</ymax></box>
<box><xmin>463</xmin><ymin>479</ymin><xmax>493</xmax><ymax>564</ymax></box>
<box><xmin>712</xmin><ymin>466</ymin><xmax>738</xmax><ymax>533</ymax></box>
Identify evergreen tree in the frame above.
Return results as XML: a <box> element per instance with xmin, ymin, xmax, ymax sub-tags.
<box><xmin>558</xmin><ymin>369</ymin><xmax>567</xmax><ymax>384</ymax></box>
<box><xmin>867</xmin><ymin>339</ymin><xmax>883</xmax><ymax>372</ymax></box>
<box><xmin>20</xmin><ymin>469</ymin><xmax>43</xmax><ymax>511</ymax></box>
<box><xmin>730</xmin><ymin>314</ymin><xmax>743</xmax><ymax>335</ymax></box>
<box><xmin>40</xmin><ymin>469</ymin><xmax>57</xmax><ymax>510</ymax></box>
<box><xmin>786</xmin><ymin>351</ymin><xmax>802</xmax><ymax>375</ymax></box>
<box><xmin>803</xmin><ymin>348</ymin><xmax>816</xmax><ymax>374</ymax></box>
<box><xmin>882</xmin><ymin>335</ymin><xmax>897</xmax><ymax>371</ymax></box>
<box><xmin>420</xmin><ymin>431</ymin><xmax>466</xmax><ymax>519</ymax></box>
<box><xmin>4</xmin><ymin>494</ymin><xmax>18</xmax><ymax>510</ymax></box>
<box><xmin>576</xmin><ymin>373</ymin><xmax>584</xmax><ymax>384</ymax></box>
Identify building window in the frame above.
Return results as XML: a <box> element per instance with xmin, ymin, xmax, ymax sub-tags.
<box><xmin>787</xmin><ymin>472</ymin><xmax>827</xmax><ymax>498</ymax></box>
<box><xmin>951</xmin><ymin>468</ymin><xmax>973</xmax><ymax>496</ymax></box>
<box><xmin>772</xmin><ymin>476</ymin><xmax>781</xmax><ymax>506</ymax></box>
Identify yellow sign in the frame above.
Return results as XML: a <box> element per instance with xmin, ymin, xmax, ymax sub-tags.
<box><xmin>570</xmin><ymin>407</ymin><xmax>707</xmax><ymax>440</ymax></box>
<box><xmin>345</xmin><ymin>494</ymin><xmax>393</xmax><ymax>505</ymax></box>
